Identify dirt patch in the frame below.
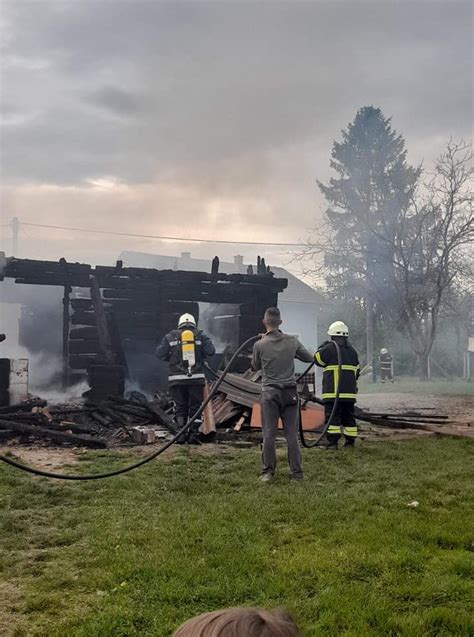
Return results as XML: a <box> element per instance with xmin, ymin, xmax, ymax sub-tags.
<box><xmin>0</xmin><ymin>444</ymin><xmax>83</xmax><ymax>470</ymax></box>
<box><xmin>0</xmin><ymin>440</ymin><xmax>242</xmax><ymax>471</ymax></box>
<box><xmin>357</xmin><ymin>392</ymin><xmax>473</xmax><ymax>440</ymax></box>
<box><xmin>358</xmin><ymin>392</ymin><xmax>474</xmax><ymax>426</ymax></box>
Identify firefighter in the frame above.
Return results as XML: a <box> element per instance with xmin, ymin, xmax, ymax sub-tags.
<box><xmin>314</xmin><ymin>321</ymin><xmax>360</xmax><ymax>449</ymax></box>
<box><xmin>156</xmin><ymin>313</ymin><xmax>216</xmax><ymax>444</ymax></box>
<box><xmin>379</xmin><ymin>348</ymin><xmax>394</xmax><ymax>383</ymax></box>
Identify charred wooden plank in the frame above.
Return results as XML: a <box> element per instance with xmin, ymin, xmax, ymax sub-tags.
<box><xmin>91</xmin><ymin>273</ymin><xmax>118</xmax><ymax>371</ymax></box>
<box><xmin>70</xmin><ymin>312</ymin><xmax>98</xmax><ymax>326</ymax></box>
<box><xmin>90</xmin><ymin>411</ymin><xmax>112</xmax><ymax>426</ymax></box>
<box><xmin>0</xmin><ymin>419</ymin><xmax>108</xmax><ymax>447</ymax></box>
<box><xmin>69</xmin><ymin>354</ymin><xmax>107</xmax><ymax>369</ymax></box>
<box><xmin>70</xmin><ymin>326</ymin><xmax>99</xmax><ymax>340</ymax></box>
<box><xmin>70</xmin><ymin>298</ymin><xmax>94</xmax><ymax>311</ymax></box>
<box><xmin>103</xmin><ymin>288</ymin><xmax>161</xmax><ymax>300</ymax></box>
<box><xmin>103</xmin><ymin>299</ymin><xmax>161</xmax><ymax>311</ymax></box>
<box><xmin>69</xmin><ymin>340</ymin><xmax>102</xmax><ymax>354</ymax></box>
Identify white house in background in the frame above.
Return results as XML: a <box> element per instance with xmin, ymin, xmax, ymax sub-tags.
<box><xmin>119</xmin><ymin>251</ymin><xmax>329</xmax><ymax>358</ymax></box>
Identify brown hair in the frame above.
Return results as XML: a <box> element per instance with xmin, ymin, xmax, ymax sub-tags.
<box><xmin>173</xmin><ymin>607</ymin><xmax>300</xmax><ymax>637</ymax></box>
<box><xmin>263</xmin><ymin>307</ymin><xmax>282</xmax><ymax>329</ymax></box>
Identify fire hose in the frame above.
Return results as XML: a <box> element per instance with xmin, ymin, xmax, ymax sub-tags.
<box><xmin>0</xmin><ymin>335</ymin><xmax>262</xmax><ymax>480</ymax></box>
<box><xmin>0</xmin><ymin>336</ymin><xmax>342</xmax><ymax>480</ymax></box>
<box><xmin>298</xmin><ymin>340</ymin><xmax>341</xmax><ymax>448</ymax></box>
<box><xmin>204</xmin><ymin>339</ymin><xmax>342</xmax><ymax>449</ymax></box>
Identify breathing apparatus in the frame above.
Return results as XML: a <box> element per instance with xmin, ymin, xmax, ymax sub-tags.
<box><xmin>180</xmin><ymin>329</ymin><xmax>196</xmax><ymax>376</ymax></box>
<box><xmin>0</xmin><ymin>325</ymin><xmax>344</xmax><ymax>480</ymax></box>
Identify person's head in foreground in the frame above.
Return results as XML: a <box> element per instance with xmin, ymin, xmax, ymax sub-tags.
<box><xmin>173</xmin><ymin>606</ymin><xmax>300</xmax><ymax>637</ymax></box>
<box><xmin>262</xmin><ymin>307</ymin><xmax>282</xmax><ymax>332</ymax></box>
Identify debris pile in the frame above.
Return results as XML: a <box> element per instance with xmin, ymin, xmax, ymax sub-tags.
<box><xmin>0</xmin><ymin>392</ymin><xmax>177</xmax><ymax>449</ymax></box>
<box><xmin>1</xmin><ymin>370</ymin><xmax>471</xmax><ymax>451</ymax></box>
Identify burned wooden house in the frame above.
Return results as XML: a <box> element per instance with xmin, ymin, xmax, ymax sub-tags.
<box><xmin>0</xmin><ymin>253</ymin><xmax>287</xmax><ymax>399</ymax></box>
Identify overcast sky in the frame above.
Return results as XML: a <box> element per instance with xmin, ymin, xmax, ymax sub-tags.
<box><xmin>0</xmin><ymin>0</ymin><xmax>472</xmax><ymax>270</ymax></box>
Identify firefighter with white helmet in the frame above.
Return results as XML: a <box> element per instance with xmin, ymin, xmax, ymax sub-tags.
<box><xmin>156</xmin><ymin>313</ymin><xmax>215</xmax><ymax>443</ymax></box>
<box><xmin>314</xmin><ymin>321</ymin><xmax>360</xmax><ymax>449</ymax></box>
<box><xmin>379</xmin><ymin>347</ymin><xmax>394</xmax><ymax>383</ymax></box>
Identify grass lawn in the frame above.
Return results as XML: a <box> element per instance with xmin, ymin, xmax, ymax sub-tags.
<box><xmin>358</xmin><ymin>376</ymin><xmax>474</xmax><ymax>396</ymax></box>
<box><xmin>1</xmin><ymin>439</ymin><xmax>473</xmax><ymax>637</ymax></box>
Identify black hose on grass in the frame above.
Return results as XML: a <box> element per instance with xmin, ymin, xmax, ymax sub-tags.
<box><xmin>0</xmin><ymin>335</ymin><xmax>261</xmax><ymax>481</ymax></box>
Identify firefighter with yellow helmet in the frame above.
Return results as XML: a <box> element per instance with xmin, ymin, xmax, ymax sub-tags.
<box><xmin>314</xmin><ymin>321</ymin><xmax>360</xmax><ymax>449</ymax></box>
<box><xmin>156</xmin><ymin>313</ymin><xmax>216</xmax><ymax>444</ymax></box>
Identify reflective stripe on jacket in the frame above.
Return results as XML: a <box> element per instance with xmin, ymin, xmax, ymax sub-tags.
<box><xmin>379</xmin><ymin>353</ymin><xmax>393</xmax><ymax>370</ymax></box>
<box><xmin>314</xmin><ymin>339</ymin><xmax>360</xmax><ymax>402</ymax></box>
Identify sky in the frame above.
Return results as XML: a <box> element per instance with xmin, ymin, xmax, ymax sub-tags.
<box><xmin>0</xmin><ymin>0</ymin><xmax>472</xmax><ymax>273</ymax></box>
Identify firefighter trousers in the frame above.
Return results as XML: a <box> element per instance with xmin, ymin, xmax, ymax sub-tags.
<box><xmin>324</xmin><ymin>401</ymin><xmax>358</xmax><ymax>444</ymax></box>
<box><xmin>169</xmin><ymin>383</ymin><xmax>204</xmax><ymax>437</ymax></box>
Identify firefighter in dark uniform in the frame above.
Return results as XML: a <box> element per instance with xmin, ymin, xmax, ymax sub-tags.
<box><xmin>379</xmin><ymin>348</ymin><xmax>394</xmax><ymax>383</ymax></box>
<box><xmin>314</xmin><ymin>321</ymin><xmax>360</xmax><ymax>449</ymax></box>
<box><xmin>156</xmin><ymin>313</ymin><xmax>215</xmax><ymax>443</ymax></box>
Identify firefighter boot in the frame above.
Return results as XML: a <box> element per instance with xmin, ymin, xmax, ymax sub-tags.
<box><xmin>187</xmin><ymin>419</ymin><xmax>202</xmax><ymax>445</ymax></box>
<box><xmin>320</xmin><ymin>435</ymin><xmax>338</xmax><ymax>451</ymax></box>
<box><xmin>175</xmin><ymin>416</ymin><xmax>188</xmax><ymax>444</ymax></box>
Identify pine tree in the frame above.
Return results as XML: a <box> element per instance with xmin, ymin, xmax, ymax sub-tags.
<box><xmin>318</xmin><ymin>106</ymin><xmax>420</xmax><ymax>363</ymax></box>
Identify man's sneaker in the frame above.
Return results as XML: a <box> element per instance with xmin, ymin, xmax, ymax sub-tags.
<box><xmin>260</xmin><ymin>473</ymin><xmax>273</xmax><ymax>482</ymax></box>
<box><xmin>290</xmin><ymin>474</ymin><xmax>304</xmax><ymax>481</ymax></box>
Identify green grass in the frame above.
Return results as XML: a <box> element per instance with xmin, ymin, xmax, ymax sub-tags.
<box><xmin>358</xmin><ymin>376</ymin><xmax>474</xmax><ymax>396</ymax></box>
<box><xmin>1</xmin><ymin>440</ymin><xmax>473</xmax><ymax>636</ymax></box>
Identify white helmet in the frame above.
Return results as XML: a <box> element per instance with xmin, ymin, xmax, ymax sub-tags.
<box><xmin>381</xmin><ymin>348</ymin><xmax>388</xmax><ymax>355</ymax></box>
<box><xmin>178</xmin><ymin>313</ymin><xmax>196</xmax><ymax>328</ymax></box>
<box><xmin>328</xmin><ymin>321</ymin><xmax>349</xmax><ymax>337</ymax></box>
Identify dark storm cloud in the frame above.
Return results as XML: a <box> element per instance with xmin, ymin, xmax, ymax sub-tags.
<box><xmin>85</xmin><ymin>86</ymin><xmax>146</xmax><ymax>118</ymax></box>
<box><xmin>0</xmin><ymin>0</ymin><xmax>472</xmax><ymax>187</ymax></box>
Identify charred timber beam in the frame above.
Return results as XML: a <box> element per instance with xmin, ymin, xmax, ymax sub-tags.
<box><xmin>69</xmin><ymin>340</ymin><xmax>102</xmax><ymax>354</ymax></box>
<box><xmin>89</xmin><ymin>275</ymin><xmax>116</xmax><ymax>365</ymax></box>
<box><xmin>60</xmin><ymin>258</ymin><xmax>71</xmax><ymax>389</ymax></box>
<box><xmin>70</xmin><ymin>327</ymin><xmax>99</xmax><ymax>340</ymax></box>
<box><xmin>71</xmin><ymin>311</ymin><xmax>159</xmax><ymax>328</ymax></box>
<box><xmin>69</xmin><ymin>354</ymin><xmax>108</xmax><ymax>369</ymax></box>
<box><xmin>0</xmin><ymin>419</ymin><xmax>107</xmax><ymax>448</ymax></box>
<box><xmin>3</xmin><ymin>258</ymin><xmax>288</xmax><ymax>292</ymax></box>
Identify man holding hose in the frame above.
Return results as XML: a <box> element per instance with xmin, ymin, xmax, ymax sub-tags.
<box><xmin>251</xmin><ymin>307</ymin><xmax>313</xmax><ymax>482</ymax></box>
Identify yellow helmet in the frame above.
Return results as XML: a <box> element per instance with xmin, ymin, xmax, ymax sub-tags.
<box><xmin>328</xmin><ymin>321</ymin><xmax>349</xmax><ymax>337</ymax></box>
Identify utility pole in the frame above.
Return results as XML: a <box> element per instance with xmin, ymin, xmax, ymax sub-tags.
<box><xmin>11</xmin><ymin>217</ymin><xmax>20</xmax><ymax>256</ymax></box>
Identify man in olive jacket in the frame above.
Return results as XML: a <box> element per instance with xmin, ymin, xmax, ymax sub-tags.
<box><xmin>251</xmin><ymin>307</ymin><xmax>313</xmax><ymax>482</ymax></box>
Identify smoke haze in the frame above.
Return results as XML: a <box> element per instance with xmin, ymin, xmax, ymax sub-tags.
<box><xmin>0</xmin><ymin>1</ymin><xmax>472</xmax><ymax>271</ymax></box>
